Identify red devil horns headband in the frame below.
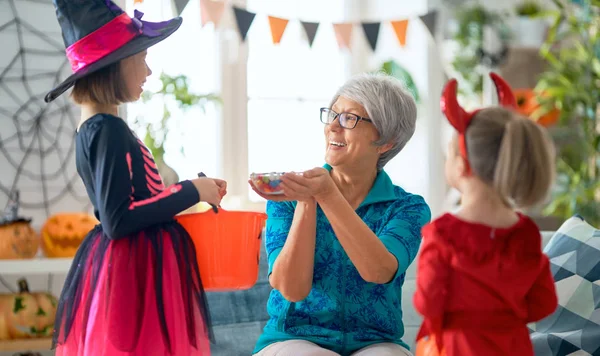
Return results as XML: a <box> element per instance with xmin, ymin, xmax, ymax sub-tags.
<box><xmin>440</xmin><ymin>72</ymin><xmax>517</xmax><ymax>172</ymax></box>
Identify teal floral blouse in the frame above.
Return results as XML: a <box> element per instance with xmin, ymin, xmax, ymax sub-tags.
<box><xmin>253</xmin><ymin>166</ymin><xmax>431</xmax><ymax>355</ymax></box>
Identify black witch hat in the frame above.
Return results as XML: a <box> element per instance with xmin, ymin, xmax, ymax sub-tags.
<box><xmin>44</xmin><ymin>0</ymin><xmax>182</xmax><ymax>103</ymax></box>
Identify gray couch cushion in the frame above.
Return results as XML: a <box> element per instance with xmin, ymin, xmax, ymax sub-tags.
<box><xmin>207</xmin><ymin>234</ymin><xmax>270</xmax><ymax>355</ymax></box>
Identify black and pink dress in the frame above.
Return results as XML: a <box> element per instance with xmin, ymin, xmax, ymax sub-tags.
<box><xmin>54</xmin><ymin>113</ymin><xmax>212</xmax><ymax>355</ymax></box>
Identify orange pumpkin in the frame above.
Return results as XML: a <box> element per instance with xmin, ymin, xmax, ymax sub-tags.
<box><xmin>41</xmin><ymin>212</ymin><xmax>98</xmax><ymax>258</ymax></box>
<box><xmin>0</xmin><ymin>191</ymin><xmax>39</xmax><ymax>259</ymax></box>
<box><xmin>0</xmin><ymin>279</ymin><xmax>58</xmax><ymax>340</ymax></box>
<box><xmin>0</xmin><ymin>221</ymin><xmax>39</xmax><ymax>260</ymax></box>
<box><xmin>514</xmin><ymin>88</ymin><xmax>560</xmax><ymax>127</ymax></box>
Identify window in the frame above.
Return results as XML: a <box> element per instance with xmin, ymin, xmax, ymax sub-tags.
<box><xmin>362</xmin><ymin>1</ymin><xmax>430</xmax><ymax>199</ymax></box>
<box><xmin>125</xmin><ymin>0</ymin><xmax>221</xmax><ymax>181</ymax></box>
<box><xmin>246</xmin><ymin>0</ymin><xmax>348</xmax><ymax>202</ymax></box>
<box><xmin>121</xmin><ymin>0</ymin><xmax>442</xmax><ymax>214</ymax></box>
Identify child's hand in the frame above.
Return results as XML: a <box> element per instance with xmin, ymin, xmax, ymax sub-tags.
<box><xmin>213</xmin><ymin>178</ymin><xmax>227</xmax><ymax>199</ymax></box>
<box><xmin>192</xmin><ymin>177</ymin><xmax>224</xmax><ymax>206</ymax></box>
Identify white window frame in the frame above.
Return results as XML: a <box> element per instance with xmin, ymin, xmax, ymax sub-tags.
<box><xmin>121</xmin><ymin>0</ymin><xmax>447</xmax><ymax>217</ymax></box>
<box><xmin>217</xmin><ymin>0</ymin><xmax>373</xmax><ymax>212</ymax></box>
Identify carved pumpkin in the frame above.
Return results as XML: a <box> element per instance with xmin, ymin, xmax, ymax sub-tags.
<box><xmin>41</xmin><ymin>212</ymin><xmax>98</xmax><ymax>258</ymax></box>
<box><xmin>0</xmin><ymin>279</ymin><xmax>58</xmax><ymax>340</ymax></box>
<box><xmin>0</xmin><ymin>191</ymin><xmax>39</xmax><ymax>259</ymax></box>
<box><xmin>514</xmin><ymin>89</ymin><xmax>560</xmax><ymax>127</ymax></box>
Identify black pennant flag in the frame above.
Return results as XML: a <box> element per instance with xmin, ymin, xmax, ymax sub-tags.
<box><xmin>361</xmin><ymin>22</ymin><xmax>381</xmax><ymax>51</ymax></box>
<box><xmin>301</xmin><ymin>21</ymin><xmax>319</xmax><ymax>47</ymax></box>
<box><xmin>419</xmin><ymin>10</ymin><xmax>438</xmax><ymax>38</ymax></box>
<box><xmin>233</xmin><ymin>6</ymin><xmax>256</xmax><ymax>42</ymax></box>
<box><xmin>172</xmin><ymin>0</ymin><xmax>188</xmax><ymax>15</ymax></box>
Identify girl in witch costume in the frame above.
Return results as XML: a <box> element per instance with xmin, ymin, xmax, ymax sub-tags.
<box><xmin>45</xmin><ymin>0</ymin><xmax>226</xmax><ymax>355</ymax></box>
<box><xmin>413</xmin><ymin>73</ymin><xmax>558</xmax><ymax>356</ymax></box>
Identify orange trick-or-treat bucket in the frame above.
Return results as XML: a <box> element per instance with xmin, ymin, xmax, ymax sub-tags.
<box><xmin>175</xmin><ymin>208</ymin><xmax>267</xmax><ymax>291</ymax></box>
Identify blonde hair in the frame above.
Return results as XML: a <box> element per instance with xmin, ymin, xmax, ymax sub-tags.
<box><xmin>71</xmin><ymin>62</ymin><xmax>133</xmax><ymax>105</ymax></box>
<box><xmin>465</xmin><ymin>107</ymin><xmax>556</xmax><ymax>208</ymax></box>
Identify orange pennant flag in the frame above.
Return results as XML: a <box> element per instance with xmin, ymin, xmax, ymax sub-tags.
<box><xmin>333</xmin><ymin>23</ymin><xmax>353</xmax><ymax>50</ymax></box>
<box><xmin>391</xmin><ymin>19</ymin><xmax>409</xmax><ymax>47</ymax></box>
<box><xmin>200</xmin><ymin>0</ymin><xmax>225</xmax><ymax>27</ymax></box>
<box><xmin>268</xmin><ymin>16</ymin><xmax>289</xmax><ymax>44</ymax></box>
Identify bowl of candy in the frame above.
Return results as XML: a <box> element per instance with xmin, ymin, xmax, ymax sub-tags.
<box><xmin>250</xmin><ymin>172</ymin><xmax>286</xmax><ymax>195</ymax></box>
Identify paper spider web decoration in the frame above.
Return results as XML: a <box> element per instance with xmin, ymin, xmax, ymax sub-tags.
<box><xmin>0</xmin><ymin>0</ymin><xmax>92</xmax><ymax>219</ymax></box>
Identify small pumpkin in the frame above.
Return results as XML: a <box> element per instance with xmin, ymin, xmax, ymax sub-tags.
<box><xmin>41</xmin><ymin>212</ymin><xmax>98</xmax><ymax>258</ymax></box>
<box><xmin>514</xmin><ymin>88</ymin><xmax>560</xmax><ymax>127</ymax></box>
<box><xmin>0</xmin><ymin>191</ymin><xmax>39</xmax><ymax>260</ymax></box>
<box><xmin>0</xmin><ymin>279</ymin><xmax>58</xmax><ymax>340</ymax></box>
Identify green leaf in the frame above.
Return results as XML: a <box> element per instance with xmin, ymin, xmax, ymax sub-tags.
<box><xmin>550</xmin><ymin>0</ymin><xmax>564</xmax><ymax>10</ymax></box>
<box><xmin>378</xmin><ymin>60</ymin><xmax>420</xmax><ymax>103</ymax></box>
<box><xmin>592</xmin><ymin>58</ymin><xmax>600</xmax><ymax>77</ymax></box>
<box><xmin>36</xmin><ymin>307</ymin><xmax>46</xmax><ymax>316</ymax></box>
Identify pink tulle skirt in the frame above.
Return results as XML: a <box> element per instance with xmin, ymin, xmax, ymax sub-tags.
<box><xmin>53</xmin><ymin>224</ymin><xmax>211</xmax><ymax>356</ymax></box>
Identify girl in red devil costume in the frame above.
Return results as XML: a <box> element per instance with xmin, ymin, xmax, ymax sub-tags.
<box><xmin>413</xmin><ymin>73</ymin><xmax>559</xmax><ymax>356</ymax></box>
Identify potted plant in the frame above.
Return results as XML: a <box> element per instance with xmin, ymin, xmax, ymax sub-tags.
<box><xmin>535</xmin><ymin>0</ymin><xmax>600</xmax><ymax>226</ymax></box>
<box><xmin>450</xmin><ymin>4</ymin><xmax>510</xmax><ymax>103</ymax></box>
<box><xmin>513</xmin><ymin>0</ymin><xmax>549</xmax><ymax>47</ymax></box>
<box><xmin>379</xmin><ymin>60</ymin><xmax>420</xmax><ymax>103</ymax></box>
<box><xmin>133</xmin><ymin>72</ymin><xmax>221</xmax><ymax>187</ymax></box>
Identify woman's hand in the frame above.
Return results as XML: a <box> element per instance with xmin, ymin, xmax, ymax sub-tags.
<box><xmin>248</xmin><ymin>168</ymin><xmax>335</xmax><ymax>202</ymax></box>
<box><xmin>281</xmin><ymin>167</ymin><xmax>336</xmax><ymax>201</ymax></box>
<box><xmin>248</xmin><ymin>179</ymin><xmax>291</xmax><ymax>202</ymax></box>
<box><xmin>248</xmin><ymin>174</ymin><xmax>315</xmax><ymax>203</ymax></box>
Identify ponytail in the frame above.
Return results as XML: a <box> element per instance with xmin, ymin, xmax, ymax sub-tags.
<box><xmin>467</xmin><ymin>108</ymin><xmax>556</xmax><ymax>208</ymax></box>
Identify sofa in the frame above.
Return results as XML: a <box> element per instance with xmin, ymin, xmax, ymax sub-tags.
<box><xmin>206</xmin><ymin>231</ymin><xmax>556</xmax><ymax>356</ymax></box>
<box><xmin>2</xmin><ymin>232</ymin><xmax>554</xmax><ymax>356</ymax></box>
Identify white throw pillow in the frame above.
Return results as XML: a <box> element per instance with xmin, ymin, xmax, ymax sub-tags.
<box><xmin>529</xmin><ymin>215</ymin><xmax>600</xmax><ymax>356</ymax></box>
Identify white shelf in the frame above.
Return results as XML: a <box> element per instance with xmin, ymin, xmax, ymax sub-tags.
<box><xmin>0</xmin><ymin>258</ymin><xmax>73</xmax><ymax>275</ymax></box>
<box><xmin>0</xmin><ymin>338</ymin><xmax>52</xmax><ymax>352</ymax></box>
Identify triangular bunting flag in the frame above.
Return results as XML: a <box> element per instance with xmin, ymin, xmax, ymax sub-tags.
<box><xmin>419</xmin><ymin>10</ymin><xmax>438</xmax><ymax>38</ymax></box>
<box><xmin>172</xmin><ymin>0</ymin><xmax>188</xmax><ymax>15</ymax></box>
<box><xmin>268</xmin><ymin>16</ymin><xmax>289</xmax><ymax>44</ymax></box>
<box><xmin>361</xmin><ymin>22</ymin><xmax>381</xmax><ymax>51</ymax></box>
<box><xmin>200</xmin><ymin>0</ymin><xmax>225</xmax><ymax>27</ymax></box>
<box><xmin>233</xmin><ymin>7</ymin><xmax>256</xmax><ymax>42</ymax></box>
<box><xmin>333</xmin><ymin>23</ymin><xmax>353</xmax><ymax>50</ymax></box>
<box><xmin>390</xmin><ymin>19</ymin><xmax>409</xmax><ymax>47</ymax></box>
<box><xmin>301</xmin><ymin>21</ymin><xmax>319</xmax><ymax>47</ymax></box>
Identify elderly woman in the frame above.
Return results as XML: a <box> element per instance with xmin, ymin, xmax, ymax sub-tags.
<box><xmin>250</xmin><ymin>73</ymin><xmax>431</xmax><ymax>356</ymax></box>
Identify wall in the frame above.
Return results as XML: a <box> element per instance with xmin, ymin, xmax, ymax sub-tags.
<box><xmin>0</xmin><ymin>0</ymin><xmax>80</xmax><ymax>308</ymax></box>
<box><xmin>0</xmin><ymin>0</ymin><xmax>124</xmax><ymax>354</ymax></box>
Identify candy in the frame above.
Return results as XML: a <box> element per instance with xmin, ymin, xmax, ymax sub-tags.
<box><xmin>249</xmin><ymin>172</ymin><xmax>286</xmax><ymax>195</ymax></box>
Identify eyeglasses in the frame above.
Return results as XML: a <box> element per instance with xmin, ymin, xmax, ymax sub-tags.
<box><xmin>320</xmin><ymin>108</ymin><xmax>373</xmax><ymax>129</ymax></box>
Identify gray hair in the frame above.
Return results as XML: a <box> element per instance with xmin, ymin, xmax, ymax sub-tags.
<box><xmin>329</xmin><ymin>72</ymin><xmax>418</xmax><ymax>170</ymax></box>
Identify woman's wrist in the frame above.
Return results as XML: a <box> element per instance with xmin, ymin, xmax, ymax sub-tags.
<box><xmin>314</xmin><ymin>183</ymin><xmax>340</xmax><ymax>204</ymax></box>
<box><xmin>297</xmin><ymin>197</ymin><xmax>317</xmax><ymax>209</ymax></box>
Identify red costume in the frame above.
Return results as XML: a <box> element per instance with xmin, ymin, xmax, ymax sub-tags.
<box><xmin>413</xmin><ymin>73</ymin><xmax>558</xmax><ymax>356</ymax></box>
